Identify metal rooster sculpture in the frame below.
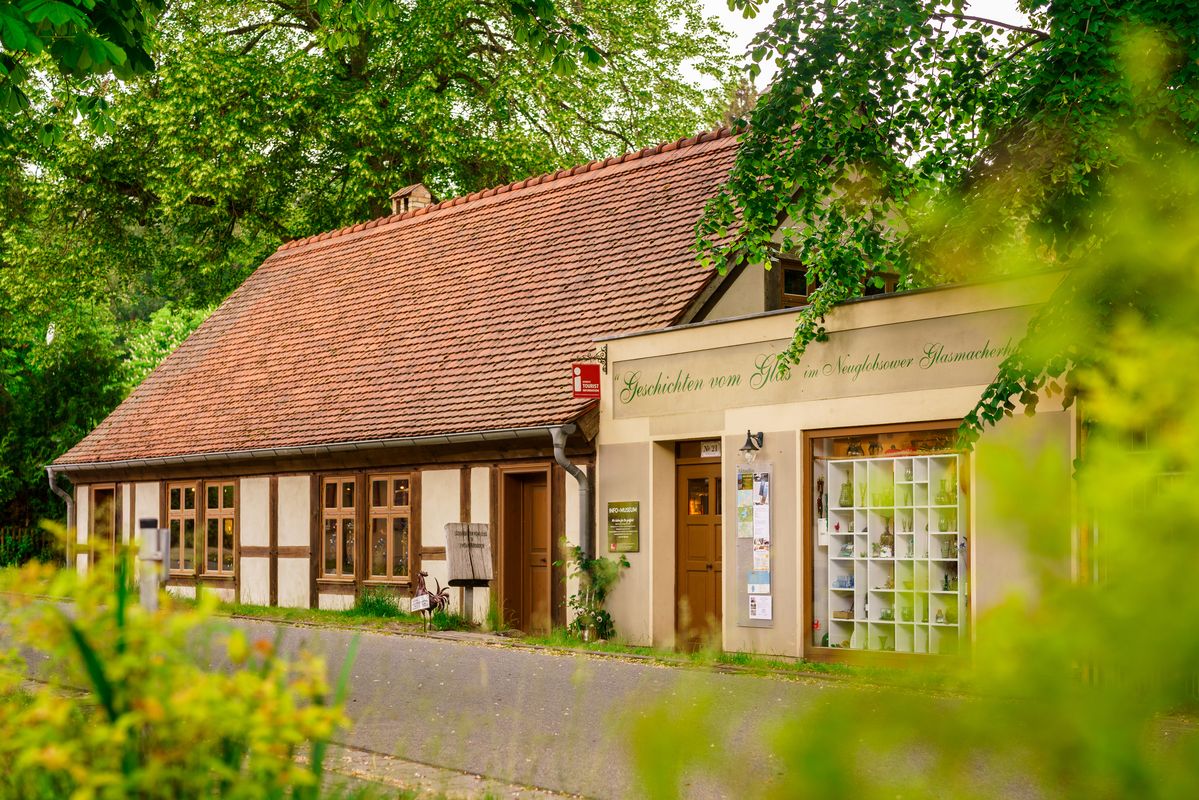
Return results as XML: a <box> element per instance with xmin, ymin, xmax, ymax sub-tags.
<box><xmin>413</xmin><ymin>570</ymin><xmax>450</xmax><ymax>630</ymax></box>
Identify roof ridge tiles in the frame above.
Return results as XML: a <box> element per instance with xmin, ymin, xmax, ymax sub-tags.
<box><xmin>277</xmin><ymin>125</ymin><xmax>735</xmax><ymax>252</ymax></box>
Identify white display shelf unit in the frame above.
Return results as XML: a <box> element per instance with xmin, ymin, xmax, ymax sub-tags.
<box><xmin>824</xmin><ymin>453</ymin><xmax>966</xmax><ymax>655</ymax></box>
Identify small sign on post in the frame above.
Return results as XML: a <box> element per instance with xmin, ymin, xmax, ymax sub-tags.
<box><xmin>446</xmin><ymin>523</ymin><xmax>493</xmax><ymax>625</ymax></box>
<box><xmin>138</xmin><ymin>518</ymin><xmax>170</xmax><ymax>611</ymax></box>
<box><xmin>572</xmin><ymin>363</ymin><xmax>601</xmax><ymax>399</ymax></box>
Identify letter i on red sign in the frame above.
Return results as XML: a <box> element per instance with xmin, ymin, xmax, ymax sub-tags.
<box><xmin>572</xmin><ymin>363</ymin><xmax>601</xmax><ymax>399</ymax></box>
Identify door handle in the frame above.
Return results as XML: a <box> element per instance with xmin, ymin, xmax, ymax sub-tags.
<box><xmin>706</xmin><ymin>563</ymin><xmax>713</xmax><ymax>571</ymax></box>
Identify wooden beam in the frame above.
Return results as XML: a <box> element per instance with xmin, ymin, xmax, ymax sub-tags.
<box><xmin>269</xmin><ymin>476</ymin><xmax>279</xmax><ymax>606</ymax></box>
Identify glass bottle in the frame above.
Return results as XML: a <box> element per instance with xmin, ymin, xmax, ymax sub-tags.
<box><xmin>839</xmin><ymin>481</ymin><xmax>853</xmax><ymax>508</ymax></box>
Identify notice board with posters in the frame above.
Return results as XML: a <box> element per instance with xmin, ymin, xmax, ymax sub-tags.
<box><xmin>735</xmin><ymin>465</ymin><xmax>773</xmax><ymax>628</ymax></box>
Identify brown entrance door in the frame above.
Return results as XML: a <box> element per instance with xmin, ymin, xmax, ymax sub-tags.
<box><xmin>676</xmin><ymin>462</ymin><xmax>722</xmax><ymax>646</ymax></box>
<box><xmin>501</xmin><ymin>471</ymin><xmax>551</xmax><ymax>634</ymax></box>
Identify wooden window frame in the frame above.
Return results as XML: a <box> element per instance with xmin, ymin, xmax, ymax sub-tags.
<box><xmin>365</xmin><ymin>473</ymin><xmax>413</xmax><ymax>584</ymax></box>
<box><xmin>90</xmin><ymin>483</ymin><xmax>119</xmax><ymax>563</ymax></box>
<box><xmin>320</xmin><ymin>476</ymin><xmax>358</xmax><ymax>580</ymax></box>
<box><xmin>166</xmin><ymin>481</ymin><xmax>200</xmax><ymax>574</ymax></box>
<box><xmin>775</xmin><ymin>256</ymin><xmax>899</xmax><ymax>309</ymax></box>
<box><xmin>202</xmin><ymin>480</ymin><xmax>238</xmax><ymax>577</ymax></box>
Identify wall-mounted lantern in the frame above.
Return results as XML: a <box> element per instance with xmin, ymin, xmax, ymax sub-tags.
<box><xmin>739</xmin><ymin>430</ymin><xmax>764</xmax><ymax>464</ymax></box>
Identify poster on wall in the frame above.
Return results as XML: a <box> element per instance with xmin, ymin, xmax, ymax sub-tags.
<box><xmin>736</xmin><ymin>472</ymin><xmax>753</xmax><ymax>538</ymax></box>
<box><xmin>607</xmin><ymin>501</ymin><xmax>640</xmax><ymax>553</ymax></box>
<box><xmin>737</xmin><ymin>465</ymin><xmax>774</xmax><ymax>628</ymax></box>
<box><xmin>749</xmin><ymin>594</ymin><xmax>772</xmax><ymax>621</ymax></box>
<box><xmin>747</xmin><ymin>570</ymin><xmax>770</xmax><ymax>595</ymax></box>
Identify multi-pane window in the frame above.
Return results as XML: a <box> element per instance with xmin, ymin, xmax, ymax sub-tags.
<box><xmin>167</xmin><ymin>483</ymin><xmax>197</xmax><ymax>572</ymax></box>
<box><xmin>775</xmin><ymin>256</ymin><xmax>898</xmax><ymax>308</ymax></box>
<box><xmin>204</xmin><ymin>481</ymin><xmax>236</xmax><ymax>574</ymax></box>
<box><xmin>91</xmin><ymin>485</ymin><xmax>117</xmax><ymax>561</ymax></box>
<box><xmin>322</xmin><ymin>478</ymin><xmax>356</xmax><ymax>577</ymax></box>
<box><xmin>368</xmin><ymin>474</ymin><xmax>411</xmax><ymax>581</ymax></box>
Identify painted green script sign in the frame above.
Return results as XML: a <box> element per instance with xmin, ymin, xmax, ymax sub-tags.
<box><xmin>613</xmin><ymin>306</ymin><xmax>1030</xmax><ymax>418</ymax></box>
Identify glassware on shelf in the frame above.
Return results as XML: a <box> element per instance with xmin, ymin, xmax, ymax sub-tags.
<box><xmin>858</xmin><ymin>482</ymin><xmax>867</xmax><ymax>507</ymax></box>
<box><xmin>903</xmin><ymin>462</ymin><xmax>913</xmax><ymax>481</ymax></box>
<box><xmin>839</xmin><ymin>481</ymin><xmax>854</xmax><ymax>508</ymax></box>
<box><xmin>938</xmin><ymin>512</ymin><xmax>952</xmax><ymax>532</ymax></box>
<box><xmin>935</xmin><ymin>609</ymin><xmax>946</xmax><ymax>624</ymax></box>
<box><xmin>846</xmin><ymin>439</ymin><xmax>864</xmax><ymax>456</ymax></box>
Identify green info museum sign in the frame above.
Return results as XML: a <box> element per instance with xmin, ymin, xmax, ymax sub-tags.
<box><xmin>608</xmin><ymin>501</ymin><xmax>640</xmax><ymax>553</ymax></box>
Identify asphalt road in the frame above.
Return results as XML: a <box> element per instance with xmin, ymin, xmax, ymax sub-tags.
<box><xmin>10</xmin><ymin>612</ymin><xmax>1048</xmax><ymax>799</ymax></box>
<box><xmin>224</xmin><ymin>619</ymin><xmax>849</xmax><ymax>799</ymax></box>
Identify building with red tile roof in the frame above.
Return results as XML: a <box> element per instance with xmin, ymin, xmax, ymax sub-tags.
<box><xmin>52</xmin><ymin>127</ymin><xmax>758</xmax><ymax>629</ymax></box>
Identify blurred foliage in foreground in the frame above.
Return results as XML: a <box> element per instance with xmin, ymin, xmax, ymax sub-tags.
<box><xmin>0</xmin><ymin>542</ymin><xmax>358</xmax><ymax>799</ymax></box>
<box><xmin>624</xmin><ymin>80</ymin><xmax>1199</xmax><ymax>800</ymax></box>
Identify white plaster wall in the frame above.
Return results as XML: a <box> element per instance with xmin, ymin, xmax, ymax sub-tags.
<box><xmin>468</xmin><ymin>467</ymin><xmax>492</xmax><ymax>621</ymax></box>
<box><xmin>278</xmin><ymin>558</ymin><xmax>310</xmax><ymax>608</ymax></box>
<box><xmin>277</xmin><ymin>476</ymin><xmax>311</xmax><ymax>608</ymax></box>
<box><xmin>121</xmin><ymin>484</ymin><xmax>133</xmax><ymax>544</ymax></box>
<box><xmin>564</xmin><ymin>468</ymin><xmax>582</xmax><ymax>625</ymax></box>
<box><xmin>76</xmin><ymin>553</ymin><xmax>89</xmax><ymax>575</ymax></box>
<box><xmin>415</xmin><ymin>466</ymin><xmax>459</xmax><ymax>609</ymax></box>
<box><xmin>420</xmin><ymin>469</ymin><xmax>459</xmax><ymax>548</ymax></box>
<box><xmin>469</xmin><ymin>468</ymin><xmax>490</xmax><ymax>524</ymax></box>
<box><xmin>319</xmin><ymin>593</ymin><xmax>354</xmax><ymax>611</ymax></box>
<box><xmin>209</xmin><ymin>587</ymin><xmax>235</xmax><ymax>603</ymax></box>
<box><xmin>601</xmin><ymin>442</ymin><xmax>654</xmax><ymax>646</ymax></box>
<box><xmin>167</xmin><ymin>585</ymin><xmax>196</xmax><ymax>600</ymax></box>
<box><xmin>277</xmin><ymin>476</ymin><xmax>310</xmax><ymax>547</ymax></box>
<box><xmin>241</xmin><ymin>556</ymin><xmax>271</xmax><ymax>606</ymax></box>
<box><xmin>240</xmin><ymin>477</ymin><xmax>270</xmax><ymax>548</ymax></box>
<box><xmin>134</xmin><ymin>482</ymin><xmax>161</xmax><ymax>534</ymax></box>
<box><xmin>701</xmin><ymin>264</ymin><xmax>766</xmax><ymax>321</ymax></box>
<box><xmin>76</xmin><ymin>485</ymin><xmax>89</xmax><ymax>546</ymax></box>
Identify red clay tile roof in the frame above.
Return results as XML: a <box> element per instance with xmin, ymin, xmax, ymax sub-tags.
<box><xmin>56</xmin><ymin>128</ymin><xmax>738</xmax><ymax>467</ymax></box>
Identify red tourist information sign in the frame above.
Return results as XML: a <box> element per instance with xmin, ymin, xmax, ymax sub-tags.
<box><xmin>572</xmin><ymin>363</ymin><xmax>601</xmax><ymax>399</ymax></box>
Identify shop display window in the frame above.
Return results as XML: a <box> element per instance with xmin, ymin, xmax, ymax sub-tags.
<box><xmin>810</xmin><ymin>425</ymin><xmax>967</xmax><ymax>656</ymax></box>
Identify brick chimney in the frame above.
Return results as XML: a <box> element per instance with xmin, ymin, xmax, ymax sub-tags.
<box><xmin>390</xmin><ymin>183</ymin><xmax>434</xmax><ymax>215</ymax></box>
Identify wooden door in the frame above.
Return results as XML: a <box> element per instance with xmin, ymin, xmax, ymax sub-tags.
<box><xmin>676</xmin><ymin>463</ymin><xmax>722</xmax><ymax>645</ymax></box>
<box><xmin>521</xmin><ymin>477</ymin><xmax>551</xmax><ymax>634</ymax></box>
<box><xmin>501</xmin><ymin>471</ymin><xmax>551</xmax><ymax>634</ymax></box>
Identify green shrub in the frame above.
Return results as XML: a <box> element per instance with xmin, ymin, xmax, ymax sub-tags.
<box><xmin>485</xmin><ymin>597</ymin><xmax>505</xmax><ymax>632</ymax></box>
<box><xmin>0</xmin><ymin>541</ymin><xmax>358</xmax><ymax>799</ymax></box>
<box><xmin>558</xmin><ymin>539</ymin><xmax>629</xmax><ymax>641</ymax></box>
<box><xmin>429</xmin><ymin>609</ymin><xmax>471</xmax><ymax>631</ymax></box>
<box><xmin>352</xmin><ymin>588</ymin><xmax>406</xmax><ymax>618</ymax></box>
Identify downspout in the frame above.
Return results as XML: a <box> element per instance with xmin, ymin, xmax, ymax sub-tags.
<box><xmin>46</xmin><ymin>466</ymin><xmax>74</xmax><ymax>567</ymax></box>
<box><xmin>550</xmin><ymin>424</ymin><xmax>593</xmax><ymax>560</ymax></box>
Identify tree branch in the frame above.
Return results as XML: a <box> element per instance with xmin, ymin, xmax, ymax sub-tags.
<box><xmin>930</xmin><ymin>13</ymin><xmax>1049</xmax><ymax>41</ymax></box>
